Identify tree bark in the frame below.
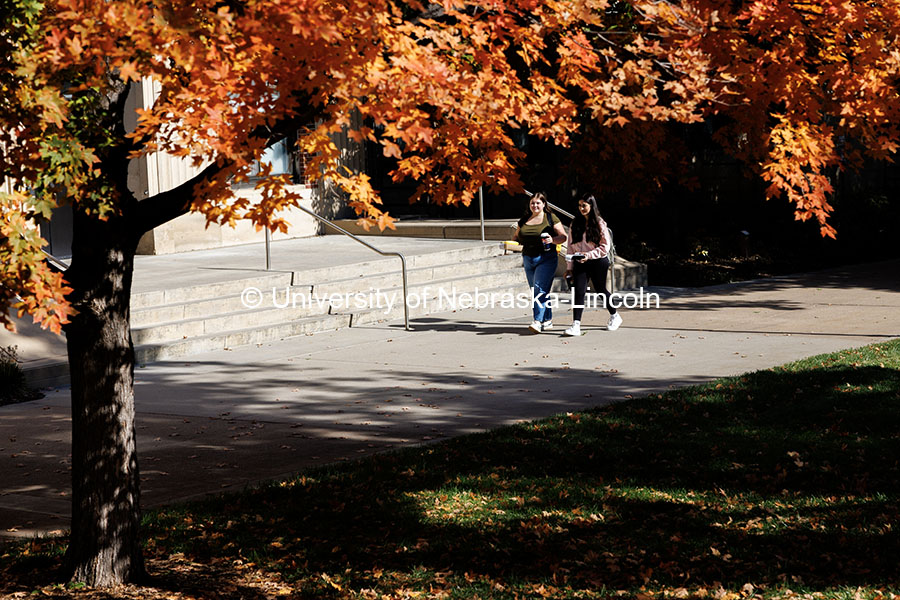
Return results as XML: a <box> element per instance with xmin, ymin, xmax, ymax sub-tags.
<box><xmin>55</xmin><ymin>89</ymin><xmax>318</xmax><ymax>586</ymax></box>
<box><xmin>63</xmin><ymin>209</ymin><xmax>144</xmax><ymax>586</ymax></box>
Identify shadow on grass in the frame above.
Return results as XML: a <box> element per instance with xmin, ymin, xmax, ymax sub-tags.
<box><xmin>136</xmin><ymin>348</ymin><xmax>900</xmax><ymax>597</ymax></box>
<box><xmin>3</xmin><ymin>344</ymin><xmax>898</xmax><ymax>598</ymax></box>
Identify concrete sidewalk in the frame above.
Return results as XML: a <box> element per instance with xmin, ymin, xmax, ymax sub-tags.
<box><xmin>2</xmin><ymin>257</ymin><xmax>899</xmax><ymax>540</ymax></box>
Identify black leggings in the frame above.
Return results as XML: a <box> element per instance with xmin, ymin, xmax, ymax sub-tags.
<box><xmin>572</xmin><ymin>256</ymin><xmax>616</xmax><ymax>321</ymax></box>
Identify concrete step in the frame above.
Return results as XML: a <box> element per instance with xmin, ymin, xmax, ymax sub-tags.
<box><xmin>291</xmin><ymin>243</ymin><xmax>507</xmax><ymax>284</ymax></box>
<box><xmin>613</xmin><ymin>258</ymin><xmax>648</xmax><ymax>292</ymax></box>
<box><xmin>17</xmin><ymin>358</ymin><xmax>70</xmax><ymax>391</ymax></box>
<box><xmin>346</xmin><ymin>276</ymin><xmax>530</xmax><ymax>327</ymax></box>
<box><xmin>329</xmin><ymin>219</ymin><xmax>647</xmax><ymax>292</ymax></box>
<box><xmin>132</xmin><ymin>255</ymin><xmax>525</xmax><ymax>347</ymax></box>
<box><xmin>134</xmin><ymin>313</ymin><xmax>352</xmax><ymax>363</ymax></box>
<box><xmin>131</xmin><ymin>272</ymin><xmax>293</xmax><ymax>310</ymax></box>
<box><xmin>327</xmin><ymin>219</ymin><xmax>518</xmax><ymax>241</ymax></box>
<box><xmin>131</xmin><ymin>243</ymin><xmax>509</xmax><ymax>320</ymax></box>
<box><xmin>134</xmin><ymin>273</ymin><xmax>530</xmax><ymax>361</ymax></box>
<box><xmin>131</xmin><ymin>245</ymin><xmax>514</xmax><ymax>327</ymax></box>
<box><xmin>131</xmin><ymin>301</ymin><xmax>333</xmax><ymax>345</ymax></box>
<box><xmin>310</xmin><ymin>252</ymin><xmax>521</xmax><ymax>297</ymax></box>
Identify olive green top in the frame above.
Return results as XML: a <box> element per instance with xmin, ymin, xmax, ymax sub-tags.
<box><xmin>518</xmin><ymin>212</ymin><xmax>560</xmax><ymax>257</ymax></box>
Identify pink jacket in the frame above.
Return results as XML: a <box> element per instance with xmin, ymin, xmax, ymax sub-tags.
<box><xmin>566</xmin><ymin>218</ymin><xmax>611</xmax><ymax>269</ymax></box>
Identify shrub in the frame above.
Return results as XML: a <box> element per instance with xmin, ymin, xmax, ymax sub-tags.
<box><xmin>0</xmin><ymin>346</ymin><xmax>40</xmax><ymax>405</ymax></box>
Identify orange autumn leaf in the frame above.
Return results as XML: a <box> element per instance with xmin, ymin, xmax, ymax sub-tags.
<box><xmin>4</xmin><ymin>0</ymin><xmax>900</xmax><ymax>332</ymax></box>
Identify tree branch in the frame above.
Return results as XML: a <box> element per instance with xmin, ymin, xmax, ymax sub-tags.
<box><xmin>130</xmin><ymin>100</ymin><xmax>322</xmax><ymax>236</ymax></box>
<box><xmin>131</xmin><ymin>160</ymin><xmax>231</xmax><ymax>235</ymax></box>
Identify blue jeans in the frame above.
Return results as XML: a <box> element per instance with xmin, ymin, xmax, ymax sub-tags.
<box><xmin>522</xmin><ymin>251</ymin><xmax>557</xmax><ymax>323</ymax></box>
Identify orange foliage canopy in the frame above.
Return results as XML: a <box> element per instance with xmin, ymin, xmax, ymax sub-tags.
<box><xmin>3</xmin><ymin>0</ymin><xmax>899</xmax><ymax>333</ymax></box>
<box><xmin>704</xmin><ymin>0</ymin><xmax>900</xmax><ymax>237</ymax></box>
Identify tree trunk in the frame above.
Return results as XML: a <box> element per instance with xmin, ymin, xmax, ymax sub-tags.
<box><xmin>63</xmin><ymin>211</ymin><xmax>144</xmax><ymax>586</ymax></box>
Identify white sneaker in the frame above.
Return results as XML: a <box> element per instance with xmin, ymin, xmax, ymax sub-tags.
<box><xmin>528</xmin><ymin>320</ymin><xmax>542</xmax><ymax>333</ymax></box>
<box><xmin>563</xmin><ymin>321</ymin><xmax>581</xmax><ymax>336</ymax></box>
<box><xmin>607</xmin><ymin>313</ymin><xmax>623</xmax><ymax>331</ymax></box>
<box><xmin>541</xmin><ymin>320</ymin><xmax>553</xmax><ymax>331</ymax></box>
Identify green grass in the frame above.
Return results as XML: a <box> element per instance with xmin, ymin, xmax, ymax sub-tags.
<box><xmin>3</xmin><ymin>340</ymin><xmax>900</xmax><ymax>599</ymax></box>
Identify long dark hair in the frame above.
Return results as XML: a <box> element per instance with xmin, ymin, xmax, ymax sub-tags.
<box><xmin>517</xmin><ymin>192</ymin><xmax>554</xmax><ymax>228</ymax></box>
<box><xmin>570</xmin><ymin>193</ymin><xmax>605</xmax><ymax>245</ymax></box>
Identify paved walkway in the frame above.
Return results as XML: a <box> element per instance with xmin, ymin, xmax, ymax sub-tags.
<box><xmin>1</xmin><ymin>241</ymin><xmax>898</xmax><ymax>540</ymax></box>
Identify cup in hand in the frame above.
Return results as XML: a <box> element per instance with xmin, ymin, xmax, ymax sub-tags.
<box><xmin>540</xmin><ymin>232</ymin><xmax>552</xmax><ymax>252</ymax></box>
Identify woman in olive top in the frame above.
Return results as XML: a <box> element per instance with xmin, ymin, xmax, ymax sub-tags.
<box><xmin>563</xmin><ymin>193</ymin><xmax>622</xmax><ymax>336</ymax></box>
<box><xmin>514</xmin><ymin>192</ymin><xmax>567</xmax><ymax>333</ymax></box>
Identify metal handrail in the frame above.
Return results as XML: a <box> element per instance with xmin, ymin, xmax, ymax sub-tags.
<box><xmin>478</xmin><ymin>186</ymin><xmax>485</xmax><ymax>242</ymax></box>
<box><xmin>547</xmin><ymin>202</ymin><xmax>575</xmax><ymax>221</ymax></box>
<box><xmin>42</xmin><ymin>249</ymin><xmax>70</xmax><ymax>273</ymax></box>
<box><xmin>522</xmin><ymin>189</ymin><xmax>575</xmax><ymax>220</ymax></box>
<box><xmin>295</xmin><ymin>205</ymin><xmax>411</xmax><ymax>331</ymax></box>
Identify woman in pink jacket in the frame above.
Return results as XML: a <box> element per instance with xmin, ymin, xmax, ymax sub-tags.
<box><xmin>563</xmin><ymin>193</ymin><xmax>622</xmax><ymax>336</ymax></box>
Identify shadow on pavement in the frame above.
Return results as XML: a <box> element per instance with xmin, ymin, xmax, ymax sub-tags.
<box><xmin>128</xmin><ymin>360</ymin><xmax>900</xmax><ymax>596</ymax></box>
